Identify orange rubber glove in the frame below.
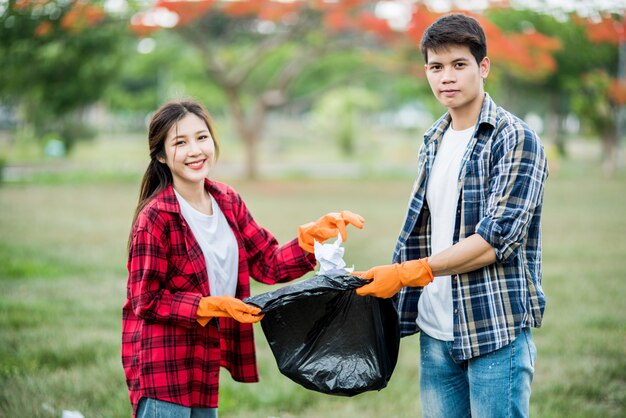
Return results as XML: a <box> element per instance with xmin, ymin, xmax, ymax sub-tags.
<box><xmin>298</xmin><ymin>210</ymin><xmax>365</xmax><ymax>253</ymax></box>
<box><xmin>196</xmin><ymin>295</ymin><xmax>264</xmax><ymax>326</ymax></box>
<box><xmin>353</xmin><ymin>258</ymin><xmax>434</xmax><ymax>298</ymax></box>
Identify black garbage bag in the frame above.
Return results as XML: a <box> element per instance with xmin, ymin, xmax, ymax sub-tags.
<box><xmin>244</xmin><ymin>274</ymin><xmax>400</xmax><ymax>396</ymax></box>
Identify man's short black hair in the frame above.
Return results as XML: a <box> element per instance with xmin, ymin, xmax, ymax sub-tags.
<box><xmin>421</xmin><ymin>14</ymin><xmax>487</xmax><ymax>65</ymax></box>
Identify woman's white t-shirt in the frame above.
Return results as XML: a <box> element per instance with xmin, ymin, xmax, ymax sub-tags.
<box><xmin>417</xmin><ymin>125</ymin><xmax>474</xmax><ymax>341</ymax></box>
<box><xmin>175</xmin><ymin>190</ymin><xmax>239</xmax><ymax>297</ymax></box>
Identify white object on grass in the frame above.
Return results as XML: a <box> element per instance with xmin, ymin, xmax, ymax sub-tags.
<box><xmin>62</xmin><ymin>411</ymin><xmax>85</xmax><ymax>418</ymax></box>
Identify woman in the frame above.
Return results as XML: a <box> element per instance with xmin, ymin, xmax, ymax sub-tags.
<box><xmin>122</xmin><ymin>99</ymin><xmax>364</xmax><ymax>418</ymax></box>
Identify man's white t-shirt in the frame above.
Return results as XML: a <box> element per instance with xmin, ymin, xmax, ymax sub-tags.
<box><xmin>417</xmin><ymin>125</ymin><xmax>474</xmax><ymax>341</ymax></box>
<box><xmin>175</xmin><ymin>190</ymin><xmax>239</xmax><ymax>297</ymax></box>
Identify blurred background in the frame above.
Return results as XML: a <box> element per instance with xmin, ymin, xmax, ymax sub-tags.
<box><xmin>0</xmin><ymin>1</ymin><xmax>624</xmax><ymax>417</ymax></box>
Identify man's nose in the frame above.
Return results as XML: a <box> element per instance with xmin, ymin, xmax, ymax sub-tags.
<box><xmin>442</xmin><ymin>67</ymin><xmax>456</xmax><ymax>83</ymax></box>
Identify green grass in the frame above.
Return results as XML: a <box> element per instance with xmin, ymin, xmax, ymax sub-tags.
<box><xmin>0</xmin><ymin>158</ymin><xmax>625</xmax><ymax>417</ymax></box>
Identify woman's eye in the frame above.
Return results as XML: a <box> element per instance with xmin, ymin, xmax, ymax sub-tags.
<box><xmin>175</xmin><ymin>140</ymin><xmax>185</xmax><ymax>146</ymax></box>
<box><xmin>198</xmin><ymin>135</ymin><xmax>208</xmax><ymax>141</ymax></box>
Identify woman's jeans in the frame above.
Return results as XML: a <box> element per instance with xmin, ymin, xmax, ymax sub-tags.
<box><xmin>419</xmin><ymin>328</ymin><xmax>536</xmax><ymax>418</ymax></box>
<box><xmin>137</xmin><ymin>398</ymin><xmax>218</xmax><ymax>418</ymax></box>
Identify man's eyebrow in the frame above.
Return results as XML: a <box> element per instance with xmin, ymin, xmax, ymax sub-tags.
<box><xmin>428</xmin><ymin>57</ymin><xmax>470</xmax><ymax>65</ymax></box>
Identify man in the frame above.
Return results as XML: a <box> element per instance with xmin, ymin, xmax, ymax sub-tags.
<box><xmin>354</xmin><ymin>14</ymin><xmax>548</xmax><ymax>418</ymax></box>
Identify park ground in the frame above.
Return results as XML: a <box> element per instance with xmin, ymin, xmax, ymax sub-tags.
<box><xmin>0</xmin><ymin>133</ymin><xmax>624</xmax><ymax>417</ymax></box>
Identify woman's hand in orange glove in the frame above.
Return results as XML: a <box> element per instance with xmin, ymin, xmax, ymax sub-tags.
<box><xmin>353</xmin><ymin>258</ymin><xmax>434</xmax><ymax>298</ymax></box>
<box><xmin>197</xmin><ymin>295</ymin><xmax>264</xmax><ymax>326</ymax></box>
<box><xmin>298</xmin><ymin>210</ymin><xmax>365</xmax><ymax>253</ymax></box>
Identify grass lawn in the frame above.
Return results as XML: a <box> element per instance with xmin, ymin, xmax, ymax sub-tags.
<box><xmin>0</xmin><ymin>159</ymin><xmax>625</xmax><ymax>417</ymax></box>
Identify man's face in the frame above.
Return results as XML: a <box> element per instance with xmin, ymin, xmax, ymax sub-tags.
<box><xmin>424</xmin><ymin>44</ymin><xmax>490</xmax><ymax>115</ymax></box>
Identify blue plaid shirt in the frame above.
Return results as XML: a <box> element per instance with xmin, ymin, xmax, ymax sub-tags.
<box><xmin>394</xmin><ymin>93</ymin><xmax>548</xmax><ymax>361</ymax></box>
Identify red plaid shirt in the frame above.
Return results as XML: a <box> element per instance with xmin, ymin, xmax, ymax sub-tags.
<box><xmin>122</xmin><ymin>179</ymin><xmax>315</xmax><ymax>416</ymax></box>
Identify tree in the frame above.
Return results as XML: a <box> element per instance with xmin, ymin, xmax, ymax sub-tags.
<box><xmin>573</xmin><ymin>13</ymin><xmax>625</xmax><ymax>175</ymax></box>
<box><xmin>486</xmin><ymin>8</ymin><xmax>621</xmax><ymax>172</ymax></box>
<box><xmin>357</xmin><ymin>5</ymin><xmax>561</xmax><ymax>122</ymax></box>
<box><xmin>571</xmin><ymin>70</ymin><xmax>625</xmax><ymax>174</ymax></box>
<box><xmin>0</xmin><ymin>0</ymin><xmax>131</xmax><ymax>150</ymax></box>
<box><xmin>131</xmin><ymin>2</ymin><xmax>565</xmax><ymax>179</ymax></box>
<box><xmin>311</xmin><ymin>86</ymin><xmax>381</xmax><ymax>156</ymax></box>
<box><xmin>131</xmin><ymin>0</ymin><xmax>398</xmax><ymax>179</ymax></box>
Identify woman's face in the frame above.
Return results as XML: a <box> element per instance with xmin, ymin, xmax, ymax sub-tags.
<box><xmin>159</xmin><ymin>113</ymin><xmax>215</xmax><ymax>188</ymax></box>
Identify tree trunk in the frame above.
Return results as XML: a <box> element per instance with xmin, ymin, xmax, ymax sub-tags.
<box><xmin>241</xmin><ymin>129</ymin><xmax>258</xmax><ymax>180</ymax></box>
<box><xmin>546</xmin><ymin>92</ymin><xmax>566</xmax><ymax>157</ymax></box>
<box><xmin>601</xmin><ymin>125</ymin><xmax>618</xmax><ymax>177</ymax></box>
<box><xmin>225</xmin><ymin>88</ymin><xmax>268</xmax><ymax>180</ymax></box>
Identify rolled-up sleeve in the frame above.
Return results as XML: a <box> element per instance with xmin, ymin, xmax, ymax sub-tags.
<box><xmin>475</xmin><ymin>123</ymin><xmax>548</xmax><ymax>262</ymax></box>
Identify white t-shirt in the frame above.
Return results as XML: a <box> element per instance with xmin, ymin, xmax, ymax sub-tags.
<box><xmin>417</xmin><ymin>125</ymin><xmax>474</xmax><ymax>341</ymax></box>
<box><xmin>175</xmin><ymin>190</ymin><xmax>239</xmax><ymax>297</ymax></box>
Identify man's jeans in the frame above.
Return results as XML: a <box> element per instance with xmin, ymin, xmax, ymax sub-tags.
<box><xmin>137</xmin><ymin>398</ymin><xmax>218</xmax><ymax>418</ymax></box>
<box><xmin>419</xmin><ymin>328</ymin><xmax>536</xmax><ymax>418</ymax></box>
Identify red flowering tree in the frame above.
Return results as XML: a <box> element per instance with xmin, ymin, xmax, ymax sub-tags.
<box><xmin>131</xmin><ymin>1</ymin><xmax>563</xmax><ymax>178</ymax></box>
<box><xmin>486</xmin><ymin>7</ymin><xmax>623</xmax><ymax>169</ymax></box>
<box><xmin>132</xmin><ymin>0</ymin><xmax>397</xmax><ymax>179</ymax></box>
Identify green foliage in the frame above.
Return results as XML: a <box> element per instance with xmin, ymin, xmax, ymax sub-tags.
<box><xmin>102</xmin><ymin>40</ymin><xmax>162</xmax><ymax>114</ymax></box>
<box><xmin>291</xmin><ymin>49</ymin><xmax>384</xmax><ymax>102</ymax></box>
<box><xmin>0</xmin><ymin>0</ymin><xmax>131</xmax><ymax>149</ymax></box>
<box><xmin>488</xmin><ymin>9</ymin><xmax>617</xmax><ymax>87</ymax></box>
<box><xmin>104</xmin><ymin>31</ymin><xmax>227</xmax><ymax>117</ymax></box>
<box><xmin>178</xmin><ymin>10</ymin><xmax>374</xmax><ymax>108</ymax></box>
<box><xmin>486</xmin><ymin>8</ymin><xmax>620</xmax><ymax>162</ymax></box>
<box><xmin>311</xmin><ymin>86</ymin><xmax>382</xmax><ymax>155</ymax></box>
<box><xmin>570</xmin><ymin>70</ymin><xmax>618</xmax><ymax>135</ymax></box>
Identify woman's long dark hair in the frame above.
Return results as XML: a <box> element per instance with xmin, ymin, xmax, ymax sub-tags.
<box><xmin>129</xmin><ymin>99</ymin><xmax>220</xmax><ymax>240</ymax></box>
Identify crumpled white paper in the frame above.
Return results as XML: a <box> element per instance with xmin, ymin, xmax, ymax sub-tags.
<box><xmin>314</xmin><ymin>233</ymin><xmax>354</xmax><ymax>275</ymax></box>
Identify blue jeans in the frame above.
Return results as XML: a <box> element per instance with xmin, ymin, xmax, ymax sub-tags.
<box><xmin>137</xmin><ymin>398</ymin><xmax>218</xmax><ymax>418</ymax></box>
<box><xmin>419</xmin><ymin>328</ymin><xmax>536</xmax><ymax>418</ymax></box>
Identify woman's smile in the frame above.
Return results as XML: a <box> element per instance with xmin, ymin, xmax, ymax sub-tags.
<box><xmin>186</xmin><ymin>159</ymin><xmax>206</xmax><ymax>170</ymax></box>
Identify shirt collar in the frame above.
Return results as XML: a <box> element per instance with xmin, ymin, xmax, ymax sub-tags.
<box><xmin>423</xmin><ymin>93</ymin><xmax>498</xmax><ymax>145</ymax></box>
<box><xmin>153</xmin><ymin>178</ymin><xmax>221</xmax><ymax>213</ymax></box>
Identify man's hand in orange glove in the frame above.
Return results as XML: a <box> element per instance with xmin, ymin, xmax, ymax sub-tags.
<box><xmin>196</xmin><ymin>295</ymin><xmax>263</xmax><ymax>326</ymax></box>
<box><xmin>353</xmin><ymin>258</ymin><xmax>434</xmax><ymax>299</ymax></box>
<box><xmin>298</xmin><ymin>210</ymin><xmax>365</xmax><ymax>253</ymax></box>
